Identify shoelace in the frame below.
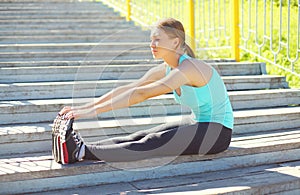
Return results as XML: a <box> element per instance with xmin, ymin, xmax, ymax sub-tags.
<box><xmin>72</xmin><ymin>131</ymin><xmax>83</xmax><ymax>147</ymax></box>
<box><xmin>72</xmin><ymin>131</ymin><xmax>85</xmax><ymax>160</ymax></box>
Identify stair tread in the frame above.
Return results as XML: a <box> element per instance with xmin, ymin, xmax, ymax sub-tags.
<box><xmin>1</xmin><ymin>106</ymin><xmax>299</xmax><ymax>141</ymax></box>
<box><xmin>0</xmin><ymin>75</ymin><xmax>287</xmax><ymax>86</ymax></box>
<box><xmin>27</xmin><ymin>160</ymin><xmax>300</xmax><ymax>195</ymax></box>
<box><xmin>0</xmin><ymin>0</ymin><xmax>299</xmax><ymax>194</ymax></box>
<box><xmin>0</xmin><ymin>59</ymin><xmax>160</xmax><ymax>67</ymax></box>
<box><xmin>1</xmin><ymin>128</ymin><xmax>300</xmax><ymax>181</ymax></box>
<box><xmin>1</xmin><ymin>88</ymin><xmax>299</xmax><ymax>106</ymax></box>
<box><xmin>0</xmin><ymin>42</ymin><xmax>150</xmax><ymax>49</ymax></box>
<box><xmin>0</xmin><ymin>62</ymin><xmax>262</xmax><ymax>72</ymax></box>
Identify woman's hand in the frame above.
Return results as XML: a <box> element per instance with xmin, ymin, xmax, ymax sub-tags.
<box><xmin>59</xmin><ymin>106</ymin><xmax>96</xmax><ymax>120</ymax></box>
<box><xmin>59</xmin><ymin>106</ymin><xmax>72</xmax><ymax>116</ymax></box>
<box><xmin>59</xmin><ymin>106</ymin><xmax>80</xmax><ymax>119</ymax></box>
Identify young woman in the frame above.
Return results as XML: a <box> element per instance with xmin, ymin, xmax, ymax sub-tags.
<box><xmin>59</xmin><ymin>18</ymin><xmax>234</xmax><ymax>162</ymax></box>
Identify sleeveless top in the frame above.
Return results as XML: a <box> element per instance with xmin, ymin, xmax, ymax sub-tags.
<box><xmin>166</xmin><ymin>54</ymin><xmax>234</xmax><ymax>129</ymax></box>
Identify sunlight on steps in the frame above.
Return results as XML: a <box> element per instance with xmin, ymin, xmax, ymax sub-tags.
<box><xmin>0</xmin><ymin>0</ymin><xmax>300</xmax><ymax>194</ymax></box>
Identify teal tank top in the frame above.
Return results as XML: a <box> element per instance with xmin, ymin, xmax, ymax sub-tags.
<box><xmin>166</xmin><ymin>54</ymin><xmax>234</xmax><ymax>129</ymax></box>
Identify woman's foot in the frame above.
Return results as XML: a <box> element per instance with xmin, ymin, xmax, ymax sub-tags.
<box><xmin>52</xmin><ymin>115</ymin><xmax>85</xmax><ymax>164</ymax></box>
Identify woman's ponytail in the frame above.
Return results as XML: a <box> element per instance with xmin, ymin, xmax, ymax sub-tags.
<box><xmin>184</xmin><ymin>43</ymin><xmax>196</xmax><ymax>58</ymax></box>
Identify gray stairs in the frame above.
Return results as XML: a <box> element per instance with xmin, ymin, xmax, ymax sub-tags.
<box><xmin>1</xmin><ymin>0</ymin><xmax>300</xmax><ymax>194</ymax></box>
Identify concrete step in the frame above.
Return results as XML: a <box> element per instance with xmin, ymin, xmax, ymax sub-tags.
<box><xmin>1</xmin><ymin>0</ymin><xmax>96</xmax><ymax>1</ymax></box>
<box><xmin>0</xmin><ymin>29</ymin><xmax>149</xmax><ymax>37</ymax></box>
<box><xmin>0</xmin><ymin>95</ymin><xmax>190</xmax><ymax>125</ymax></box>
<box><xmin>0</xmin><ymin>59</ymin><xmax>161</xmax><ymax>68</ymax></box>
<box><xmin>0</xmin><ymin>13</ymin><xmax>122</xmax><ymax>20</ymax></box>
<box><xmin>0</xmin><ymin>64</ymin><xmax>153</xmax><ymax>83</ymax></box>
<box><xmin>29</xmin><ymin>161</ymin><xmax>300</xmax><ymax>195</ymax></box>
<box><xmin>0</xmin><ymin>10</ymin><xmax>119</xmax><ymax>17</ymax></box>
<box><xmin>0</xmin><ymin>105</ymin><xmax>299</xmax><ymax>156</ymax></box>
<box><xmin>0</xmin><ymin>22</ymin><xmax>138</xmax><ymax>32</ymax></box>
<box><xmin>1</xmin><ymin>128</ymin><xmax>300</xmax><ymax>194</ymax></box>
<box><xmin>0</xmin><ymin>18</ymin><xmax>130</xmax><ymax>25</ymax></box>
<box><xmin>0</xmin><ymin>75</ymin><xmax>289</xmax><ymax>101</ymax></box>
<box><xmin>0</xmin><ymin>0</ymin><xmax>298</xmax><ymax>194</ymax></box>
<box><xmin>0</xmin><ymin>34</ymin><xmax>149</xmax><ymax>44</ymax></box>
<box><xmin>0</xmin><ymin>62</ymin><xmax>265</xmax><ymax>83</ymax></box>
<box><xmin>0</xmin><ymin>49</ymin><xmax>153</xmax><ymax>61</ymax></box>
<box><xmin>1</xmin><ymin>88</ymin><xmax>299</xmax><ymax>118</ymax></box>
<box><xmin>0</xmin><ymin>1</ymin><xmax>112</xmax><ymax>11</ymax></box>
<box><xmin>0</xmin><ymin>11</ymin><xmax>125</xmax><ymax>21</ymax></box>
<box><xmin>0</xmin><ymin>15</ymin><xmax>124</xmax><ymax>20</ymax></box>
<box><xmin>0</xmin><ymin>42</ymin><xmax>150</xmax><ymax>52</ymax></box>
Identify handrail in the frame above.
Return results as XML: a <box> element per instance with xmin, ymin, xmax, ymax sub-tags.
<box><xmin>232</xmin><ymin>0</ymin><xmax>240</xmax><ymax>62</ymax></box>
<box><xmin>188</xmin><ymin>0</ymin><xmax>195</xmax><ymax>51</ymax></box>
<box><xmin>126</xmin><ymin>0</ymin><xmax>131</xmax><ymax>21</ymax></box>
<box><xmin>100</xmin><ymin>0</ymin><xmax>300</xmax><ymax>86</ymax></box>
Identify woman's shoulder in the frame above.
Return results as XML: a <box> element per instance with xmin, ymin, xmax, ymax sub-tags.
<box><xmin>179</xmin><ymin>58</ymin><xmax>213</xmax><ymax>87</ymax></box>
<box><xmin>180</xmin><ymin>57</ymin><xmax>211</xmax><ymax>71</ymax></box>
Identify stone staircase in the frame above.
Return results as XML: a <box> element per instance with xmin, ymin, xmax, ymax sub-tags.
<box><xmin>1</xmin><ymin>0</ymin><xmax>300</xmax><ymax>194</ymax></box>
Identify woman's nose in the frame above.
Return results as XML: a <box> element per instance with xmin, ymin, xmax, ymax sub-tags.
<box><xmin>150</xmin><ymin>40</ymin><xmax>156</xmax><ymax>48</ymax></box>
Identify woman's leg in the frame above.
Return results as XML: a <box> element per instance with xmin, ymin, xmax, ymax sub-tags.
<box><xmin>84</xmin><ymin>117</ymin><xmax>195</xmax><ymax>160</ymax></box>
<box><xmin>88</xmin><ymin>116</ymin><xmax>194</xmax><ymax>146</ymax></box>
<box><xmin>182</xmin><ymin>122</ymin><xmax>232</xmax><ymax>155</ymax></box>
<box><xmin>85</xmin><ymin>121</ymin><xmax>232</xmax><ymax>162</ymax></box>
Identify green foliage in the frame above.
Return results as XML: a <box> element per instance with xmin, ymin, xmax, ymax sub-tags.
<box><xmin>239</xmin><ymin>1</ymin><xmax>300</xmax><ymax>88</ymax></box>
<box><xmin>102</xmin><ymin>0</ymin><xmax>300</xmax><ymax>88</ymax></box>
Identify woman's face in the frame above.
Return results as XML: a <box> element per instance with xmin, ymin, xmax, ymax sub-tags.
<box><xmin>150</xmin><ymin>28</ymin><xmax>178</xmax><ymax>59</ymax></box>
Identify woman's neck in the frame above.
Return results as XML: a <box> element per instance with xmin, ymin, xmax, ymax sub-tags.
<box><xmin>163</xmin><ymin>50</ymin><xmax>184</xmax><ymax>68</ymax></box>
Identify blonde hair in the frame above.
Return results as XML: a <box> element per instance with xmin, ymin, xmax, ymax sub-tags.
<box><xmin>152</xmin><ymin>18</ymin><xmax>195</xmax><ymax>58</ymax></box>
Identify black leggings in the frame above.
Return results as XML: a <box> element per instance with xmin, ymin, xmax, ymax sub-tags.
<box><xmin>85</xmin><ymin>117</ymin><xmax>232</xmax><ymax>162</ymax></box>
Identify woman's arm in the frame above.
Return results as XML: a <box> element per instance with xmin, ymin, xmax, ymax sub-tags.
<box><xmin>66</xmin><ymin>64</ymin><xmax>193</xmax><ymax>119</ymax></box>
<box><xmin>60</xmin><ymin>63</ymin><xmax>166</xmax><ymax>117</ymax></box>
<box><xmin>79</xmin><ymin>63</ymin><xmax>166</xmax><ymax>109</ymax></box>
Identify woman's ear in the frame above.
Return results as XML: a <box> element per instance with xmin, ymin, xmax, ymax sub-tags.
<box><xmin>173</xmin><ymin>37</ymin><xmax>180</xmax><ymax>49</ymax></box>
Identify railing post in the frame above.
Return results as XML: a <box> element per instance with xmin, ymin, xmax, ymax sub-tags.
<box><xmin>188</xmin><ymin>0</ymin><xmax>195</xmax><ymax>52</ymax></box>
<box><xmin>231</xmin><ymin>0</ymin><xmax>240</xmax><ymax>61</ymax></box>
<box><xmin>126</xmin><ymin>0</ymin><xmax>131</xmax><ymax>21</ymax></box>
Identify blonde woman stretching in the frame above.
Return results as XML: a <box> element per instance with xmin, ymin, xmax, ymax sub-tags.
<box><xmin>59</xmin><ymin>18</ymin><xmax>234</xmax><ymax>162</ymax></box>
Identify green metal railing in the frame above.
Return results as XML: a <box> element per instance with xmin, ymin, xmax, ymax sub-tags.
<box><xmin>240</xmin><ymin>0</ymin><xmax>299</xmax><ymax>79</ymax></box>
<box><xmin>100</xmin><ymin>0</ymin><xmax>300</xmax><ymax>83</ymax></box>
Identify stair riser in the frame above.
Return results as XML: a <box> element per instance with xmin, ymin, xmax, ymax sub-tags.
<box><xmin>225</xmin><ymin>81</ymin><xmax>288</xmax><ymax>90</ymax></box>
<box><xmin>1</xmin><ymin>72</ymin><xmax>147</xmax><ymax>84</ymax></box>
<box><xmin>0</xmin><ymin>33</ymin><xmax>149</xmax><ymax>39</ymax></box>
<box><xmin>1</xmin><ymin>0</ymin><xmax>104</xmax><ymax>2</ymax></box>
<box><xmin>233</xmin><ymin>97</ymin><xmax>300</xmax><ymax>108</ymax></box>
<box><xmin>0</xmin><ymin>11</ymin><xmax>119</xmax><ymax>16</ymax></box>
<box><xmin>0</xmin><ymin>59</ymin><xmax>235</xmax><ymax>67</ymax></box>
<box><xmin>1</xmin><ymin>90</ymin><xmax>300</xmax><ymax>114</ymax></box>
<box><xmin>0</xmin><ymin>37</ymin><xmax>150</xmax><ymax>44</ymax></box>
<box><xmin>0</xmin><ymin>59</ymin><xmax>160</xmax><ymax>68</ymax></box>
<box><xmin>0</xmin><ymin>19</ymin><xmax>131</xmax><ymax>24</ymax></box>
<box><xmin>213</xmin><ymin>64</ymin><xmax>264</xmax><ymax>76</ymax></box>
<box><xmin>234</xmin><ymin>118</ymin><xmax>300</xmax><ymax>135</ymax></box>
<box><xmin>0</xmin><ymin>18</ymin><xmax>131</xmax><ymax>23</ymax></box>
<box><xmin>0</xmin><ymin>105</ymin><xmax>190</xmax><ymax>125</ymax></box>
<box><xmin>0</xmin><ymin>79</ymin><xmax>288</xmax><ymax>101</ymax></box>
<box><xmin>0</xmin><ymin>64</ymin><xmax>263</xmax><ymax>83</ymax></box>
<box><xmin>0</xmin><ymin>15</ymin><xmax>124</xmax><ymax>20</ymax></box>
<box><xmin>0</xmin><ymin>4</ymin><xmax>113</xmax><ymax>8</ymax></box>
<box><xmin>0</xmin><ymin>42</ymin><xmax>150</xmax><ymax>52</ymax></box>
<box><xmin>1</xmin><ymin>149</ymin><xmax>300</xmax><ymax>194</ymax></box>
<box><xmin>0</xmin><ymin>50</ymin><xmax>152</xmax><ymax>60</ymax></box>
<box><xmin>0</xmin><ymin>5</ymin><xmax>115</xmax><ymax>11</ymax></box>
<box><xmin>0</xmin><ymin>23</ymin><xmax>138</xmax><ymax>31</ymax></box>
<box><xmin>2</xmin><ymin>117</ymin><xmax>300</xmax><ymax>156</ymax></box>
<box><xmin>0</xmin><ymin>56</ymin><xmax>151</xmax><ymax>62</ymax></box>
<box><xmin>2</xmin><ymin>106</ymin><xmax>300</xmax><ymax>143</ymax></box>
